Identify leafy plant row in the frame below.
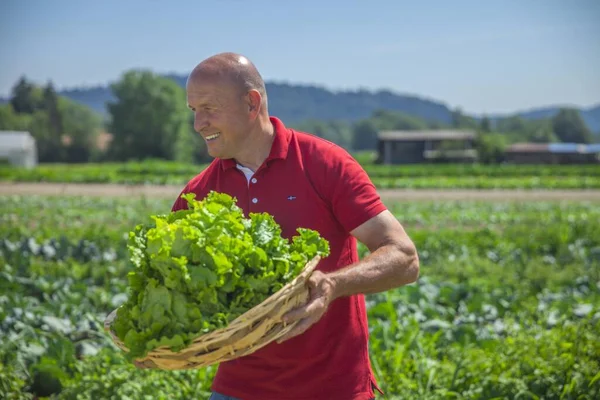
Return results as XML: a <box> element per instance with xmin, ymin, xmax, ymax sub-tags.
<box><xmin>372</xmin><ymin>176</ymin><xmax>600</xmax><ymax>189</ymax></box>
<box><xmin>2</xmin><ymin>160</ymin><xmax>600</xmax><ymax>188</ymax></box>
<box><xmin>1</xmin><ymin>197</ymin><xmax>599</xmax><ymax>399</ymax></box>
<box><xmin>364</xmin><ymin>163</ymin><xmax>600</xmax><ymax>178</ymax></box>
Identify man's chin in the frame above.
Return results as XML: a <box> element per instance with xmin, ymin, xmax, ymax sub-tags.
<box><xmin>208</xmin><ymin>150</ymin><xmax>232</xmax><ymax>160</ymax></box>
<box><xmin>206</xmin><ymin>148</ymin><xmax>221</xmax><ymax>158</ymax></box>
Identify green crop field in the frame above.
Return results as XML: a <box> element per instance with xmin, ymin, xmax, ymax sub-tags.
<box><xmin>1</xmin><ymin>195</ymin><xmax>599</xmax><ymax>399</ymax></box>
<box><xmin>2</xmin><ymin>160</ymin><xmax>600</xmax><ymax>189</ymax></box>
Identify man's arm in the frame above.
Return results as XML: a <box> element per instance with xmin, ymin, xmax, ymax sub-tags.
<box><xmin>329</xmin><ymin>209</ymin><xmax>419</xmax><ymax>300</ymax></box>
<box><xmin>277</xmin><ymin>210</ymin><xmax>418</xmax><ymax>343</ymax></box>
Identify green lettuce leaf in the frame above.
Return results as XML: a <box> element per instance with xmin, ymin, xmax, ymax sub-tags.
<box><xmin>113</xmin><ymin>190</ymin><xmax>330</xmax><ymax>360</ymax></box>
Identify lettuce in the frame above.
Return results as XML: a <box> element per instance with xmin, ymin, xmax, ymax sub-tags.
<box><xmin>112</xmin><ymin>191</ymin><xmax>330</xmax><ymax>360</ymax></box>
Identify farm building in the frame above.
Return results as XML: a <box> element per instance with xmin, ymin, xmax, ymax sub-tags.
<box><xmin>377</xmin><ymin>130</ymin><xmax>478</xmax><ymax>164</ymax></box>
<box><xmin>0</xmin><ymin>131</ymin><xmax>38</xmax><ymax>168</ymax></box>
<box><xmin>505</xmin><ymin>142</ymin><xmax>600</xmax><ymax>164</ymax></box>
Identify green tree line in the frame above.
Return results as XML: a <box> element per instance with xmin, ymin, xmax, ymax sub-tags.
<box><xmin>293</xmin><ymin>107</ymin><xmax>594</xmax><ymax>164</ymax></box>
<box><xmin>1</xmin><ymin>72</ymin><xmax>594</xmax><ymax>165</ymax></box>
<box><xmin>0</xmin><ymin>73</ymin><xmax>209</xmax><ymax>164</ymax></box>
<box><xmin>0</xmin><ymin>78</ymin><xmax>103</xmax><ymax>163</ymax></box>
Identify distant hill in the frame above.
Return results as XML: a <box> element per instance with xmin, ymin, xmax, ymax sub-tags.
<box><xmin>164</xmin><ymin>74</ymin><xmax>455</xmax><ymax>125</ymax></box>
<box><xmin>55</xmin><ymin>86</ymin><xmax>114</xmax><ymax>119</ymax></box>
<box><xmin>489</xmin><ymin>105</ymin><xmax>600</xmax><ymax>134</ymax></box>
<box><xmin>50</xmin><ymin>75</ymin><xmax>455</xmax><ymax>125</ymax></box>
<box><xmin>3</xmin><ymin>73</ymin><xmax>599</xmax><ymax>133</ymax></box>
<box><xmin>518</xmin><ymin>104</ymin><xmax>600</xmax><ymax>134</ymax></box>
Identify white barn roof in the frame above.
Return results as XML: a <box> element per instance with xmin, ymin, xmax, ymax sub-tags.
<box><xmin>0</xmin><ymin>131</ymin><xmax>38</xmax><ymax>168</ymax></box>
<box><xmin>0</xmin><ymin>131</ymin><xmax>36</xmax><ymax>151</ymax></box>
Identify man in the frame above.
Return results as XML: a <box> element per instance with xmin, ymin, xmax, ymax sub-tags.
<box><xmin>165</xmin><ymin>52</ymin><xmax>419</xmax><ymax>400</ymax></box>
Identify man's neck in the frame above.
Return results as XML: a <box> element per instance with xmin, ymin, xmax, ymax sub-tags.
<box><xmin>234</xmin><ymin>116</ymin><xmax>275</xmax><ymax>171</ymax></box>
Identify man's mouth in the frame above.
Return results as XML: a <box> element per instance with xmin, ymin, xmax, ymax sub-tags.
<box><xmin>205</xmin><ymin>132</ymin><xmax>221</xmax><ymax>141</ymax></box>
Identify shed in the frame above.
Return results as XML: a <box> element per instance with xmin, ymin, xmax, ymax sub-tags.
<box><xmin>582</xmin><ymin>143</ymin><xmax>600</xmax><ymax>154</ymax></box>
<box><xmin>377</xmin><ymin>130</ymin><xmax>478</xmax><ymax>164</ymax></box>
<box><xmin>0</xmin><ymin>131</ymin><xmax>38</xmax><ymax>168</ymax></box>
<box><xmin>505</xmin><ymin>142</ymin><xmax>600</xmax><ymax>164</ymax></box>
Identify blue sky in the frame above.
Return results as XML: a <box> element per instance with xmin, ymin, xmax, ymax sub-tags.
<box><xmin>1</xmin><ymin>0</ymin><xmax>599</xmax><ymax>115</ymax></box>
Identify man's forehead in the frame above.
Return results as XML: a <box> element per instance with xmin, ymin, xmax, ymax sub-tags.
<box><xmin>186</xmin><ymin>90</ymin><xmax>217</xmax><ymax>106</ymax></box>
<box><xmin>187</xmin><ymin>78</ymin><xmax>223</xmax><ymax>95</ymax></box>
<box><xmin>188</xmin><ymin>75</ymin><xmax>237</xmax><ymax>93</ymax></box>
<box><xmin>186</xmin><ymin>88</ymin><xmax>211</xmax><ymax>97</ymax></box>
<box><xmin>187</xmin><ymin>85</ymin><xmax>237</xmax><ymax>109</ymax></box>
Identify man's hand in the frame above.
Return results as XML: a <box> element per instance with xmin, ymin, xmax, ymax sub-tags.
<box><xmin>276</xmin><ymin>270</ymin><xmax>336</xmax><ymax>343</ymax></box>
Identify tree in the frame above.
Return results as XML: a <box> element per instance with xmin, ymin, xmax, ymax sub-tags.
<box><xmin>493</xmin><ymin>115</ymin><xmax>561</xmax><ymax>143</ymax></box>
<box><xmin>349</xmin><ymin>110</ymin><xmax>438</xmax><ymax>151</ymax></box>
<box><xmin>292</xmin><ymin>120</ymin><xmax>353</xmax><ymax>149</ymax></box>
<box><xmin>3</xmin><ymin>77</ymin><xmax>102</xmax><ymax>163</ymax></box>
<box><xmin>480</xmin><ymin>115</ymin><xmax>491</xmax><ymax>133</ymax></box>
<box><xmin>551</xmin><ymin>108</ymin><xmax>593</xmax><ymax>144</ymax></box>
<box><xmin>10</xmin><ymin>76</ymin><xmax>42</xmax><ymax>114</ymax></box>
<box><xmin>0</xmin><ymin>104</ymin><xmax>31</xmax><ymax>131</ymax></box>
<box><xmin>371</xmin><ymin>110</ymin><xmax>429</xmax><ymax>131</ymax></box>
<box><xmin>173</xmin><ymin>114</ymin><xmax>210</xmax><ymax>164</ymax></box>
<box><xmin>106</xmin><ymin>70</ymin><xmax>193</xmax><ymax>161</ymax></box>
<box><xmin>40</xmin><ymin>82</ymin><xmax>67</xmax><ymax>161</ymax></box>
<box><xmin>352</xmin><ymin>119</ymin><xmax>379</xmax><ymax>150</ymax></box>
<box><xmin>451</xmin><ymin>108</ymin><xmax>478</xmax><ymax>129</ymax></box>
<box><xmin>474</xmin><ymin>132</ymin><xmax>507</xmax><ymax>164</ymax></box>
<box><xmin>43</xmin><ymin>82</ymin><xmax>63</xmax><ymax>139</ymax></box>
<box><xmin>29</xmin><ymin>110</ymin><xmax>63</xmax><ymax>162</ymax></box>
<box><xmin>496</xmin><ymin>116</ymin><xmax>526</xmax><ymax>134</ymax></box>
<box><xmin>528</xmin><ymin>120</ymin><xmax>558</xmax><ymax>143</ymax></box>
<box><xmin>327</xmin><ymin>121</ymin><xmax>353</xmax><ymax>149</ymax></box>
<box><xmin>59</xmin><ymin>99</ymin><xmax>103</xmax><ymax>162</ymax></box>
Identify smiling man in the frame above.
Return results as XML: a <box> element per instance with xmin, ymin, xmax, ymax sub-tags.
<box><xmin>164</xmin><ymin>52</ymin><xmax>419</xmax><ymax>400</ymax></box>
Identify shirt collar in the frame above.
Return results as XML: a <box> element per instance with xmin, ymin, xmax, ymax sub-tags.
<box><xmin>221</xmin><ymin>116</ymin><xmax>291</xmax><ymax>171</ymax></box>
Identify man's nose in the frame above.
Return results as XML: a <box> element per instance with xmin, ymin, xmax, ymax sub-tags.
<box><xmin>194</xmin><ymin>112</ymin><xmax>208</xmax><ymax>133</ymax></box>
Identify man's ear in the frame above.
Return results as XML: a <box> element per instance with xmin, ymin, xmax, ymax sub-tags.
<box><xmin>247</xmin><ymin>89</ymin><xmax>262</xmax><ymax>118</ymax></box>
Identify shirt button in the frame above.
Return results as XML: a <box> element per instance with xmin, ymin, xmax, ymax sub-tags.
<box><xmin>251</xmin><ymin>178</ymin><xmax>257</xmax><ymax>184</ymax></box>
<box><xmin>252</xmin><ymin>198</ymin><xmax>258</xmax><ymax>204</ymax></box>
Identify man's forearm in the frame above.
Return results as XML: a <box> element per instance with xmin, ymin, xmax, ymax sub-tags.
<box><xmin>328</xmin><ymin>242</ymin><xmax>419</xmax><ymax>300</ymax></box>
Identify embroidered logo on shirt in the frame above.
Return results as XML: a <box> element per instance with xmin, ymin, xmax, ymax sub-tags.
<box><xmin>287</xmin><ymin>196</ymin><xmax>296</xmax><ymax>201</ymax></box>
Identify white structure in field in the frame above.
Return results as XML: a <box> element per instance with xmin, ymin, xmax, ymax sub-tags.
<box><xmin>0</xmin><ymin>131</ymin><xmax>38</xmax><ymax>168</ymax></box>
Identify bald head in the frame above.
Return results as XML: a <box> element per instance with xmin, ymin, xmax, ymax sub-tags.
<box><xmin>185</xmin><ymin>53</ymin><xmax>274</xmax><ymax>162</ymax></box>
<box><xmin>187</xmin><ymin>52</ymin><xmax>267</xmax><ymax>108</ymax></box>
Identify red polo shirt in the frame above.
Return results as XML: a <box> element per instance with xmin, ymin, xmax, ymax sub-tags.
<box><xmin>171</xmin><ymin>117</ymin><xmax>387</xmax><ymax>400</ymax></box>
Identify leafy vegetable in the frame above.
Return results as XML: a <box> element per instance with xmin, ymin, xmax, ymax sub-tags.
<box><xmin>111</xmin><ymin>191</ymin><xmax>330</xmax><ymax>359</ymax></box>
<box><xmin>2</xmin><ymin>195</ymin><xmax>599</xmax><ymax>399</ymax></box>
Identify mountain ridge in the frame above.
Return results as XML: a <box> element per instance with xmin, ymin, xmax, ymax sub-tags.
<box><xmin>3</xmin><ymin>73</ymin><xmax>599</xmax><ymax>133</ymax></box>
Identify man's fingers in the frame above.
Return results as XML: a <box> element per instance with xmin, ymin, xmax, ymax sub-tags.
<box><xmin>277</xmin><ymin>272</ymin><xmax>332</xmax><ymax>342</ymax></box>
<box><xmin>282</xmin><ymin>296</ymin><xmax>325</xmax><ymax>323</ymax></box>
<box><xmin>282</xmin><ymin>290</ymin><xmax>322</xmax><ymax>323</ymax></box>
<box><xmin>282</xmin><ymin>303</ymin><xmax>310</xmax><ymax>323</ymax></box>
<box><xmin>277</xmin><ymin>316</ymin><xmax>314</xmax><ymax>344</ymax></box>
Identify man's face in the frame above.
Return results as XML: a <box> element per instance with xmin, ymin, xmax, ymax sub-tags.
<box><xmin>186</xmin><ymin>77</ymin><xmax>250</xmax><ymax>159</ymax></box>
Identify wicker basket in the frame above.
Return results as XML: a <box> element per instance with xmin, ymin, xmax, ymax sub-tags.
<box><xmin>104</xmin><ymin>255</ymin><xmax>321</xmax><ymax>370</ymax></box>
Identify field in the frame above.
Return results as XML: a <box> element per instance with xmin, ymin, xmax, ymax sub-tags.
<box><xmin>1</xmin><ymin>192</ymin><xmax>599</xmax><ymax>399</ymax></box>
<box><xmin>2</xmin><ymin>160</ymin><xmax>600</xmax><ymax>189</ymax></box>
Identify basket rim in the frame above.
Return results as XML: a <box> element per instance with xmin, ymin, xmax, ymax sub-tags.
<box><xmin>104</xmin><ymin>254</ymin><xmax>321</xmax><ymax>355</ymax></box>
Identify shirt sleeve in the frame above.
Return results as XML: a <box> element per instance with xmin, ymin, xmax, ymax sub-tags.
<box><xmin>171</xmin><ymin>185</ymin><xmax>190</xmax><ymax>212</ymax></box>
<box><xmin>170</xmin><ymin>163</ymin><xmax>215</xmax><ymax>212</ymax></box>
<box><xmin>317</xmin><ymin>145</ymin><xmax>388</xmax><ymax>233</ymax></box>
